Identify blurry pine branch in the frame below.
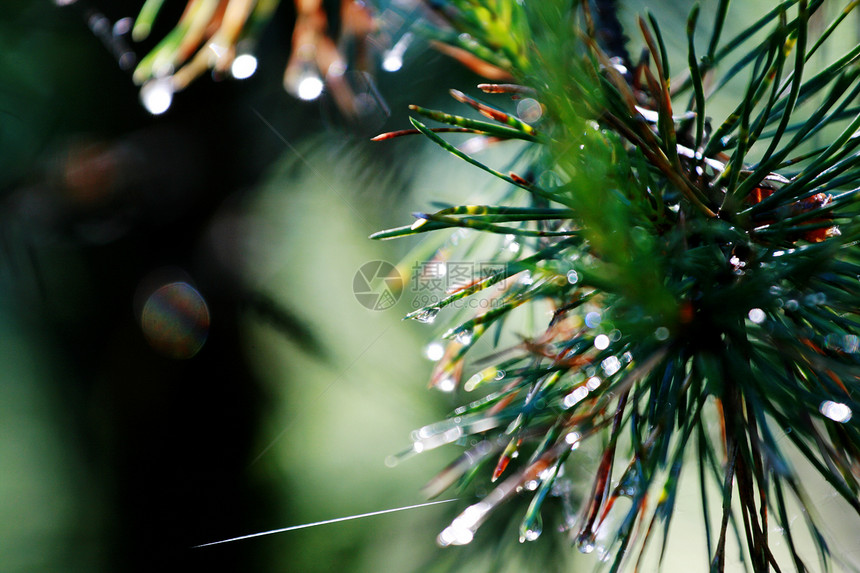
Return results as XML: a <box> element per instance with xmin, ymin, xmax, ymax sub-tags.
<box><xmin>129</xmin><ymin>0</ymin><xmax>378</xmax><ymax>109</ymax></box>
<box><xmin>59</xmin><ymin>0</ymin><xmax>427</xmax><ymax>118</ymax></box>
<box><xmin>372</xmin><ymin>0</ymin><xmax>860</xmax><ymax>571</ymax></box>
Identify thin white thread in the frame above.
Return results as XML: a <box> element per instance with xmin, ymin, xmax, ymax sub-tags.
<box><xmin>194</xmin><ymin>498</ymin><xmax>458</xmax><ymax>548</ymax></box>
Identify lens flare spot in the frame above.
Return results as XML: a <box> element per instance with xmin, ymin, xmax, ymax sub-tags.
<box><xmin>140</xmin><ymin>282</ymin><xmax>210</xmax><ymax>359</ymax></box>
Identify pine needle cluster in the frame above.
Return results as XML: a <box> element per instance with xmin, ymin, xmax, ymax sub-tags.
<box><xmin>374</xmin><ymin>1</ymin><xmax>860</xmax><ymax>570</ymax></box>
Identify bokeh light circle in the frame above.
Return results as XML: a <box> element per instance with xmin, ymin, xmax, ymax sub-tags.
<box><xmin>140</xmin><ymin>282</ymin><xmax>210</xmax><ymax>359</ymax></box>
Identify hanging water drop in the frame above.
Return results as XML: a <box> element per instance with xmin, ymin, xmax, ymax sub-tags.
<box><xmin>455</xmin><ymin>329</ymin><xmax>474</xmax><ymax>345</ymax></box>
<box><xmin>412</xmin><ymin>307</ymin><xmax>440</xmax><ymax>324</ymax></box>
<box><xmin>519</xmin><ymin>527</ymin><xmax>542</xmax><ymax>543</ymax></box>
<box><xmin>579</xmin><ymin>541</ymin><xmax>596</xmax><ymax>554</ymax></box>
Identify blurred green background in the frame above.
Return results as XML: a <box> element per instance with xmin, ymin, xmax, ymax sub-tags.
<box><xmin>1</xmin><ymin>2</ymin><xmax>859</xmax><ymax>572</ymax></box>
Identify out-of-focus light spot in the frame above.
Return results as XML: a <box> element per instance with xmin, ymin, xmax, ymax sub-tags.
<box><xmin>655</xmin><ymin>326</ymin><xmax>670</xmax><ymax>341</ymax></box>
<box><xmin>563</xmin><ymin>386</ymin><xmax>589</xmax><ymax>409</ymax></box>
<box><xmin>54</xmin><ymin>0</ymin><xmax>78</xmax><ymax>5</ymax></box>
<box><xmin>382</xmin><ymin>53</ymin><xmax>403</xmax><ymax>72</ymax></box>
<box><xmin>566</xmin><ymin>270</ymin><xmax>579</xmax><ymax>284</ymax></box>
<box><xmin>585</xmin><ymin>311</ymin><xmax>601</xmax><ymax>328</ymax></box>
<box><xmin>140</xmin><ymin>78</ymin><xmax>173</xmax><ymax>115</ymax></box>
<box><xmin>140</xmin><ymin>282</ymin><xmax>210</xmax><ymax>359</ymax></box>
<box><xmin>748</xmin><ymin>308</ymin><xmax>766</xmax><ymax>324</ymax></box>
<box><xmin>594</xmin><ymin>334</ymin><xmax>610</xmax><ymax>350</ymax></box>
<box><xmin>820</xmin><ymin>400</ymin><xmax>852</xmax><ymax>423</ymax></box>
<box><xmin>601</xmin><ymin>356</ymin><xmax>621</xmax><ymax>376</ymax></box>
<box><xmin>113</xmin><ymin>17</ymin><xmax>133</xmax><ymax>36</ymax></box>
<box><xmin>437</xmin><ymin>377</ymin><xmax>457</xmax><ymax>393</ymax></box>
<box><xmin>425</xmin><ymin>342</ymin><xmax>445</xmax><ymax>361</ymax></box>
<box><xmin>231</xmin><ymin>54</ymin><xmax>258</xmax><ymax>79</ymax></box>
<box><xmin>297</xmin><ymin>74</ymin><xmax>324</xmax><ymax>101</ymax></box>
<box><xmin>586</xmin><ymin>376</ymin><xmax>602</xmax><ymax>390</ymax></box>
<box><xmin>516</xmin><ymin>98</ymin><xmax>543</xmax><ymax>123</ymax></box>
<box><xmin>382</xmin><ymin>32</ymin><xmax>413</xmax><ymax>73</ymax></box>
<box><xmin>328</xmin><ymin>59</ymin><xmax>347</xmax><ymax>78</ymax></box>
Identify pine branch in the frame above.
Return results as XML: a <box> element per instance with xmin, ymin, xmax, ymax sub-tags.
<box><xmin>375</xmin><ymin>1</ymin><xmax>860</xmax><ymax>571</ymax></box>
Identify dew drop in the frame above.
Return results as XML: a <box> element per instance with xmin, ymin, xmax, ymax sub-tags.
<box><xmin>519</xmin><ymin>527</ymin><xmax>541</xmax><ymax>542</ymax></box>
<box><xmin>820</xmin><ymin>400</ymin><xmax>852</xmax><ymax>423</ymax></box>
<box><xmin>579</xmin><ymin>542</ymin><xmax>595</xmax><ymax>554</ymax></box>
<box><xmin>455</xmin><ymin>329</ymin><xmax>474</xmax><ymax>345</ymax></box>
<box><xmin>412</xmin><ymin>307</ymin><xmax>440</xmax><ymax>324</ymax></box>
